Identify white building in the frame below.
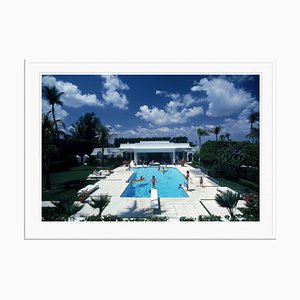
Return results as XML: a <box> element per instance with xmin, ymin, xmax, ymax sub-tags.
<box><xmin>90</xmin><ymin>148</ymin><xmax>124</xmax><ymax>158</ymax></box>
<box><xmin>119</xmin><ymin>141</ymin><xmax>193</xmax><ymax>164</ymax></box>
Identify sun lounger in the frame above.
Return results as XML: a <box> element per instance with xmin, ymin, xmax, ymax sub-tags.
<box><xmin>87</xmin><ymin>174</ymin><xmax>106</xmax><ymax>180</ymax></box>
<box><xmin>77</xmin><ymin>184</ymin><xmax>99</xmax><ymax>195</ymax></box>
<box><xmin>96</xmin><ymin>169</ymin><xmax>111</xmax><ymax>176</ymax></box>
<box><xmin>150</xmin><ymin>162</ymin><xmax>160</xmax><ymax>166</ymax></box>
<box><xmin>150</xmin><ymin>188</ymin><xmax>160</xmax><ymax>211</ymax></box>
<box><xmin>100</xmin><ymin>171</ymin><xmax>110</xmax><ymax>176</ymax></box>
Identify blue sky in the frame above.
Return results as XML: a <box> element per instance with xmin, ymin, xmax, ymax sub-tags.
<box><xmin>42</xmin><ymin>74</ymin><xmax>259</xmax><ymax>145</ymax></box>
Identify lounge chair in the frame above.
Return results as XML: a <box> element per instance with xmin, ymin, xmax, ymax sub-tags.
<box><xmin>101</xmin><ymin>171</ymin><xmax>111</xmax><ymax>176</ymax></box>
<box><xmin>87</xmin><ymin>173</ymin><xmax>106</xmax><ymax>180</ymax></box>
<box><xmin>77</xmin><ymin>184</ymin><xmax>99</xmax><ymax>195</ymax></box>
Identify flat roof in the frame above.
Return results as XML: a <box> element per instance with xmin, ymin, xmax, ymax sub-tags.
<box><xmin>119</xmin><ymin>141</ymin><xmax>191</xmax><ymax>150</ymax></box>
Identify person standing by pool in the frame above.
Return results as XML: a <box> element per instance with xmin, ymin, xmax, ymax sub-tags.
<box><xmin>151</xmin><ymin>176</ymin><xmax>157</xmax><ymax>188</ymax></box>
<box><xmin>185</xmin><ymin>171</ymin><xmax>190</xmax><ymax>191</ymax></box>
<box><xmin>199</xmin><ymin>176</ymin><xmax>204</xmax><ymax>187</ymax></box>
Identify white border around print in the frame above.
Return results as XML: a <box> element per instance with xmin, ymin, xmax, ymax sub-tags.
<box><xmin>24</xmin><ymin>61</ymin><xmax>275</xmax><ymax>240</ymax></box>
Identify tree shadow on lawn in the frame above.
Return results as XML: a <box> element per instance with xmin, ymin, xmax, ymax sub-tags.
<box><xmin>118</xmin><ymin>200</ymin><xmax>166</xmax><ymax>218</ymax></box>
<box><xmin>56</xmin><ymin>179</ymin><xmax>88</xmax><ymax>193</ymax></box>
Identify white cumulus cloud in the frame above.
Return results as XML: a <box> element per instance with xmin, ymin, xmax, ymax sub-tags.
<box><xmin>135</xmin><ymin>105</ymin><xmax>204</xmax><ymax>126</ymax></box>
<box><xmin>191</xmin><ymin>78</ymin><xmax>256</xmax><ymax>117</ymax></box>
<box><xmin>42</xmin><ymin>99</ymin><xmax>69</xmax><ymax>121</ymax></box>
<box><xmin>42</xmin><ymin>76</ymin><xmax>104</xmax><ymax>108</ymax></box>
<box><xmin>136</xmin><ymin>89</ymin><xmax>205</xmax><ymax>126</ymax></box>
<box><xmin>101</xmin><ymin>75</ymin><xmax>129</xmax><ymax>109</ymax></box>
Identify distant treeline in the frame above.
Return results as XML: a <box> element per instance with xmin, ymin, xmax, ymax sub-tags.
<box><xmin>114</xmin><ymin>136</ymin><xmax>189</xmax><ymax>147</ymax></box>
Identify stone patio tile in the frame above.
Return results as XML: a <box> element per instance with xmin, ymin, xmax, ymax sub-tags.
<box><xmin>200</xmin><ymin>200</ymin><xmax>229</xmax><ymax>217</ymax></box>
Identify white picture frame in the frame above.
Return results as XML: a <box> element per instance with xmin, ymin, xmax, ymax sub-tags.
<box><xmin>24</xmin><ymin>61</ymin><xmax>275</xmax><ymax>239</ymax></box>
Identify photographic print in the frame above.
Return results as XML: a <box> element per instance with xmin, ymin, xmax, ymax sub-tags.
<box><xmin>25</xmin><ymin>62</ymin><xmax>274</xmax><ymax>239</ymax></box>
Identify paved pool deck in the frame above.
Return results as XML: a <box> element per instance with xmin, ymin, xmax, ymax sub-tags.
<box><xmin>67</xmin><ymin>164</ymin><xmax>246</xmax><ymax>220</ymax></box>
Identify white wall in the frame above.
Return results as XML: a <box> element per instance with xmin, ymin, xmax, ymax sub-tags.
<box><xmin>2</xmin><ymin>1</ymin><xmax>298</xmax><ymax>300</ymax></box>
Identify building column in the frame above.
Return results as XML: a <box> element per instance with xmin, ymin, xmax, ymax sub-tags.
<box><xmin>172</xmin><ymin>150</ymin><xmax>176</xmax><ymax>164</ymax></box>
<box><xmin>134</xmin><ymin>151</ymin><xmax>138</xmax><ymax>164</ymax></box>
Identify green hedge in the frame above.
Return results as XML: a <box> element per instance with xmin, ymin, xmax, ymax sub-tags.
<box><xmin>240</xmin><ymin>167</ymin><xmax>259</xmax><ymax>184</ymax></box>
<box><xmin>200</xmin><ymin>140</ymin><xmax>259</xmax><ymax>167</ymax></box>
<box><xmin>198</xmin><ymin>215</ymin><xmax>222</xmax><ymax>222</ymax></box>
<box><xmin>238</xmin><ymin>179</ymin><xmax>259</xmax><ymax>192</ymax></box>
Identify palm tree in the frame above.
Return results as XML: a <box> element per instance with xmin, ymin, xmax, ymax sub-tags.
<box><xmin>42</xmin><ymin>112</ymin><xmax>65</xmax><ymax>190</ymax></box>
<box><xmin>90</xmin><ymin>194</ymin><xmax>111</xmax><ymax>216</ymax></box>
<box><xmin>219</xmin><ymin>134</ymin><xmax>226</xmax><ymax>141</ymax></box>
<box><xmin>52</xmin><ymin>197</ymin><xmax>83</xmax><ymax>220</ymax></box>
<box><xmin>42</xmin><ymin>86</ymin><xmax>64</xmax><ymax>138</ymax></box>
<box><xmin>215</xmin><ymin>189</ymin><xmax>240</xmax><ymax>219</ymax></box>
<box><xmin>211</xmin><ymin>126</ymin><xmax>222</xmax><ymax>141</ymax></box>
<box><xmin>225</xmin><ymin>132</ymin><xmax>231</xmax><ymax>141</ymax></box>
<box><xmin>96</xmin><ymin>125</ymin><xmax>117</xmax><ymax>166</ymax></box>
<box><xmin>197</xmin><ymin>128</ymin><xmax>209</xmax><ymax>150</ymax></box>
<box><xmin>248</xmin><ymin>112</ymin><xmax>259</xmax><ymax>143</ymax></box>
<box><xmin>246</xmin><ymin>127</ymin><xmax>259</xmax><ymax>144</ymax></box>
<box><xmin>70</xmin><ymin>112</ymin><xmax>101</xmax><ymax>142</ymax></box>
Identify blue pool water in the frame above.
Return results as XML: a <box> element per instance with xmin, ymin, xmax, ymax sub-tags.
<box><xmin>121</xmin><ymin>167</ymin><xmax>188</xmax><ymax>198</ymax></box>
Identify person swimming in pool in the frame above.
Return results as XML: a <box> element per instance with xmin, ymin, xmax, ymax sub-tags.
<box><xmin>126</xmin><ymin>176</ymin><xmax>145</xmax><ymax>183</ymax></box>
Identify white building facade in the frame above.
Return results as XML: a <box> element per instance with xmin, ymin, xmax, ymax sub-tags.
<box><xmin>119</xmin><ymin>141</ymin><xmax>193</xmax><ymax>164</ymax></box>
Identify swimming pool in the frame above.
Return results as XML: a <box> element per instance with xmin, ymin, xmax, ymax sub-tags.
<box><xmin>121</xmin><ymin>167</ymin><xmax>189</xmax><ymax>198</ymax></box>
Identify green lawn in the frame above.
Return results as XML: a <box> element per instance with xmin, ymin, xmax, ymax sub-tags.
<box><xmin>217</xmin><ymin>178</ymin><xmax>256</xmax><ymax>194</ymax></box>
<box><xmin>42</xmin><ymin>165</ymin><xmax>96</xmax><ymax>202</ymax></box>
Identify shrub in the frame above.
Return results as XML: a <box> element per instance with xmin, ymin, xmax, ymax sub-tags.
<box><xmin>102</xmin><ymin>214</ymin><xmax>123</xmax><ymax>221</ymax></box>
<box><xmin>85</xmin><ymin>215</ymin><xmax>103</xmax><ymax>221</ymax></box>
<box><xmin>42</xmin><ymin>197</ymin><xmax>83</xmax><ymax>221</ymax></box>
<box><xmin>239</xmin><ymin>193</ymin><xmax>259</xmax><ymax>221</ymax></box>
<box><xmin>102</xmin><ymin>156</ymin><xmax>124</xmax><ymax>169</ymax></box>
<box><xmin>126</xmin><ymin>216</ymin><xmax>169</xmax><ymax>222</ymax></box>
<box><xmin>224</xmin><ymin>215</ymin><xmax>242</xmax><ymax>222</ymax></box>
<box><xmin>200</xmin><ymin>141</ymin><xmax>259</xmax><ymax>180</ymax></box>
<box><xmin>208</xmin><ymin>163</ymin><xmax>223</xmax><ymax>178</ymax></box>
<box><xmin>215</xmin><ymin>189</ymin><xmax>240</xmax><ymax>218</ymax></box>
<box><xmin>238</xmin><ymin>179</ymin><xmax>259</xmax><ymax>192</ymax></box>
<box><xmin>198</xmin><ymin>215</ymin><xmax>222</xmax><ymax>221</ymax></box>
<box><xmin>52</xmin><ymin>197</ymin><xmax>83</xmax><ymax>217</ymax></box>
<box><xmin>126</xmin><ymin>218</ymin><xmax>147</xmax><ymax>222</ymax></box>
<box><xmin>240</xmin><ymin>166</ymin><xmax>259</xmax><ymax>184</ymax></box>
<box><xmin>200</xmin><ymin>141</ymin><xmax>230</xmax><ymax>166</ymax></box>
<box><xmin>148</xmin><ymin>216</ymin><xmax>169</xmax><ymax>221</ymax></box>
<box><xmin>85</xmin><ymin>214</ymin><xmax>123</xmax><ymax>221</ymax></box>
<box><xmin>179</xmin><ymin>216</ymin><xmax>196</xmax><ymax>221</ymax></box>
<box><xmin>42</xmin><ymin>207</ymin><xmax>68</xmax><ymax>221</ymax></box>
<box><xmin>89</xmin><ymin>194</ymin><xmax>111</xmax><ymax>216</ymax></box>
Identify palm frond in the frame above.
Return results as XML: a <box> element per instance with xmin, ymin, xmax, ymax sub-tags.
<box><xmin>215</xmin><ymin>189</ymin><xmax>240</xmax><ymax>210</ymax></box>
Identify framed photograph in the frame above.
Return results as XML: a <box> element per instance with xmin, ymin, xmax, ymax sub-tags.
<box><xmin>24</xmin><ymin>61</ymin><xmax>275</xmax><ymax>239</ymax></box>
